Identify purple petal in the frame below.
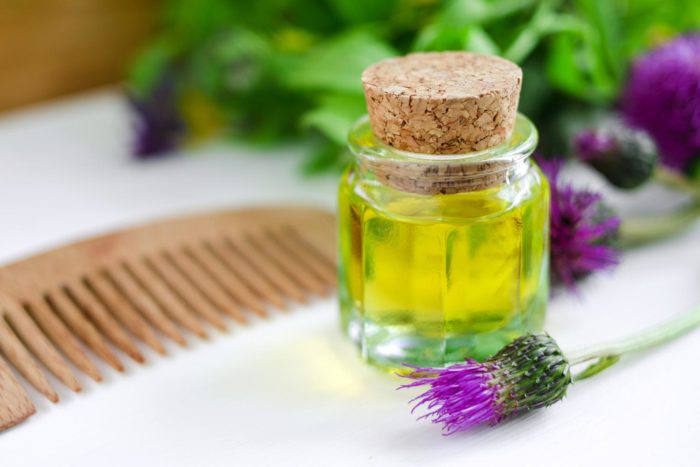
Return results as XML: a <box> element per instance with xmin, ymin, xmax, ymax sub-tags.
<box><xmin>399</xmin><ymin>361</ymin><xmax>500</xmax><ymax>433</ymax></box>
<box><xmin>621</xmin><ymin>34</ymin><xmax>700</xmax><ymax>171</ymax></box>
<box><xmin>536</xmin><ymin>156</ymin><xmax>621</xmax><ymax>290</ymax></box>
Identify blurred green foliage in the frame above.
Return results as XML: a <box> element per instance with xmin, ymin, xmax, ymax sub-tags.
<box><xmin>129</xmin><ymin>0</ymin><xmax>700</xmax><ymax>172</ymax></box>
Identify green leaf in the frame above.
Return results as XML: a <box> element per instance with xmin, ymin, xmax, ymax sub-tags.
<box><xmin>441</xmin><ymin>0</ymin><xmax>538</xmax><ymax>27</ymax></box>
<box><xmin>618</xmin><ymin>0</ymin><xmax>700</xmax><ymax>57</ymax></box>
<box><xmin>282</xmin><ymin>30</ymin><xmax>397</xmax><ymax>94</ymax></box>
<box><xmin>413</xmin><ymin>0</ymin><xmax>537</xmax><ymax>52</ymax></box>
<box><xmin>503</xmin><ymin>0</ymin><xmax>556</xmax><ymax>63</ymax></box>
<box><xmin>504</xmin><ymin>2</ymin><xmax>582</xmax><ymax>64</ymax></box>
<box><xmin>128</xmin><ymin>39</ymin><xmax>178</xmax><ymax>97</ymax></box>
<box><xmin>302</xmin><ymin>137</ymin><xmax>350</xmax><ymax>174</ymax></box>
<box><xmin>518</xmin><ymin>58</ymin><xmax>554</xmax><ymax>119</ymax></box>
<box><xmin>545</xmin><ymin>33</ymin><xmax>590</xmax><ymax>98</ymax></box>
<box><xmin>329</xmin><ymin>0</ymin><xmax>399</xmax><ymax>25</ymax></box>
<box><xmin>301</xmin><ymin>93</ymin><xmax>367</xmax><ymax>145</ymax></box>
<box><xmin>575</xmin><ymin>0</ymin><xmax>623</xmax><ymax>86</ymax></box>
<box><xmin>574</xmin><ymin>355</ymin><xmax>620</xmax><ymax>381</ymax></box>
<box><xmin>163</xmin><ymin>0</ymin><xmax>237</xmax><ymax>47</ymax></box>
<box><xmin>413</xmin><ymin>24</ymin><xmax>468</xmax><ymax>51</ymax></box>
<box><xmin>412</xmin><ymin>23</ymin><xmax>442</xmax><ymax>51</ymax></box>
<box><xmin>195</xmin><ymin>28</ymin><xmax>271</xmax><ymax>96</ymax></box>
<box><xmin>413</xmin><ymin>24</ymin><xmax>499</xmax><ymax>54</ymax></box>
<box><xmin>464</xmin><ymin>25</ymin><xmax>500</xmax><ymax>55</ymax></box>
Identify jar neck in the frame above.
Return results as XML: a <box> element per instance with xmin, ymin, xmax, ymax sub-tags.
<box><xmin>348</xmin><ymin>113</ymin><xmax>537</xmax><ymax>195</ymax></box>
<box><xmin>356</xmin><ymin>154</ymin><xmax>532</xmax><ymax>195</ymax></box>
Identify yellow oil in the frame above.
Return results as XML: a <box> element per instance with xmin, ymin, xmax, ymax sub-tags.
<box><xmin>338</xmin><ymin>162</ymin><xmax>549</xmax><ymax>368</ymax></box>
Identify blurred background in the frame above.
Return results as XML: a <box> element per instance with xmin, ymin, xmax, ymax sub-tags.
<box><xmin>2</xmin><ymin>0</ymin><xmax>698</xmax><ymax>172</ymax></box>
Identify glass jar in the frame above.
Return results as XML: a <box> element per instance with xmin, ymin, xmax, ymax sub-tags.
<box><xmin>338</xmin><ymin>113</ymin><xmax>549</xmax><ymax>369</ymax></box>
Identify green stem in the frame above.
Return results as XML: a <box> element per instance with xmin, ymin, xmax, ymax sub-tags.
<box><xmin>654</xmin><ymin>166</ymin><xmax>700</xmax><ymax>197</ymax></box>
<box><xmin>567</xmin><ymin>304</ymin><xmax>700</xmax><ymax>381</ymax></box>
<box><xmin>619</xmin><ymin>200</ymin><xmax>700</xmax><ymax>248</ymax></box>
<box><xmin>618</xmin><ymin>168</ymin><xmax>700</xmax><ymax>247</ymax></box>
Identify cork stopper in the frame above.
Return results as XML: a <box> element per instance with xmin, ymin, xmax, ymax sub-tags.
<box><xmin>348</xmin><ymin>114</ymin><xmax>538</xmax><ymax>195</ymax></box>
<box><xmin>362</xmin><ymin>52</ymin><xmax>522</xmax><ymax>155</ymax></box>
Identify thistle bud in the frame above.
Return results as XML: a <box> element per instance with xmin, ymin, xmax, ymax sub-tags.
<box><xmin>574</xmin><ymin>122</ymin><xmax>657</xmax><ymax>189</ymax></box>
<box><xmin>489</xmin><ymin>334</ymin><xmax>571</xmax><ymax>417</ymax></box>
<box><xmin>574</xmin><ymin>121</ymin><xmax>658</xmax><ymax>189</ymax></box>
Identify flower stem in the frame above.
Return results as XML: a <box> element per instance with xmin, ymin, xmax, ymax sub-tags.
<box><xmin>619</xmin><ymin>167</ymin><xmax>700</xmax><ymax>247</ymax></box>
<box><xmin>567</xmin><ymin>304</ymin><xmax>700</xmax><ymax>381</ymax></box>
<box><xmin>653</xmin><ymin>166</ymin><xmax>700</xmax><ymax>197</ymax></box>
<box><xmin>619</xmin><ymin>200</ymin><xmax>700</xmax><ymax>248</ymax></box>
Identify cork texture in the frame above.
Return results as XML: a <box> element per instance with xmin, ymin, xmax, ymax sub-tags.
<box><xmin>362</xmin><ymin>52</ymin><xmax>522</xmax><ymax>155</ymax></box>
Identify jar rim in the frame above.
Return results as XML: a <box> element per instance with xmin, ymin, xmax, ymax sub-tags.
<box><xmin>348</xmin><ymin>113</ymin><xmax>538</xmax><ymax>165</ymax></box>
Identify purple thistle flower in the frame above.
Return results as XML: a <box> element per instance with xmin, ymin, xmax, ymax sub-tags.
<box><xmin>621</xmin><ymin>34</ymin><xmax>700</xmax><ymax>172</ymax></box>
<box><xmin>400</xmin><ymin>334</ymin><xmax>571</xmax><ymax>434</ymax></box>
<box><xmin>400</xmin><ymin>361</ymin><xmax>500</xmax><ymax>433</ymax></box>
<box><xmin>128</xmin><ymin>75</ymin><xmax>185</xmax><ymax>158</ymax></box>
<box><xmin>539</xmin><ymin>158</ymin><xmax>621</xmax><ymax>289</ymax></box>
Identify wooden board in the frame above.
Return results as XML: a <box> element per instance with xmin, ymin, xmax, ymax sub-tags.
<box><xmin>0</xmin><ymin>0</ymin><xmax>161</xmax><ymax>110</ymax></box>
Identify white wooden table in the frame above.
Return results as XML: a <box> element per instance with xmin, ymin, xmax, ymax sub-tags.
<box><xmin>1</xmin><ymin>90</ymin><xmax>699</xmax><ymax>467</ymax></box>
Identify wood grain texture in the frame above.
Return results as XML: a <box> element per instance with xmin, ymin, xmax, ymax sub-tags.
<box><xmin>3</xmin><ymin>303</ymin><xmax>81</xmax><ymax>392</ymax></box>
<box><xmin>0</xmin><ymin>207</ymin><xmax>336</xmax><ymax>431</ymax></box>
<box><xmin>147</xmin><ymin>254</ymin><xmax>228</xmax><ymax>331</ymax></box>
<box><xmin>0</xmin><ymin>0</ymin><xmax>161</xmax><ymax>110</ymax></box>
<box><xmin>0</xmin><ymin>355</ymin><xmax>35</xmax><ymax>431</ymax></box>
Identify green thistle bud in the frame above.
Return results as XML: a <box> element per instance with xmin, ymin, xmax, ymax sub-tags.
<box><xmin>489</xmin><ymin>334</ymin><xmax>571</xmax><ymax>418</ymax></box>
<box><xmin>574</xmin><ymin>122</ymin><xmax>658</xmax><ymax>189</ymax></box>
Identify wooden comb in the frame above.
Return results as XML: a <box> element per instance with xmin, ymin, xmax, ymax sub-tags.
<box><xmin>0</xmin><ymin>207</ymin><xmax>336</xmax><ymax>431</ymax></box>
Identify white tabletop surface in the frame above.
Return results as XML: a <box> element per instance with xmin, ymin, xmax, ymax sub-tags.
<box><xmin>1</xmin><ymin>90</ymin><xmax>699</xmax><ymax>467</ymax></box>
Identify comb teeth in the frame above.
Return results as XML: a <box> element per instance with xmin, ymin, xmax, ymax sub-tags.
<box><xmin>0</xmin><ymin>208</ymin><xmax>336</xmax><ymax>430</ymax></box>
